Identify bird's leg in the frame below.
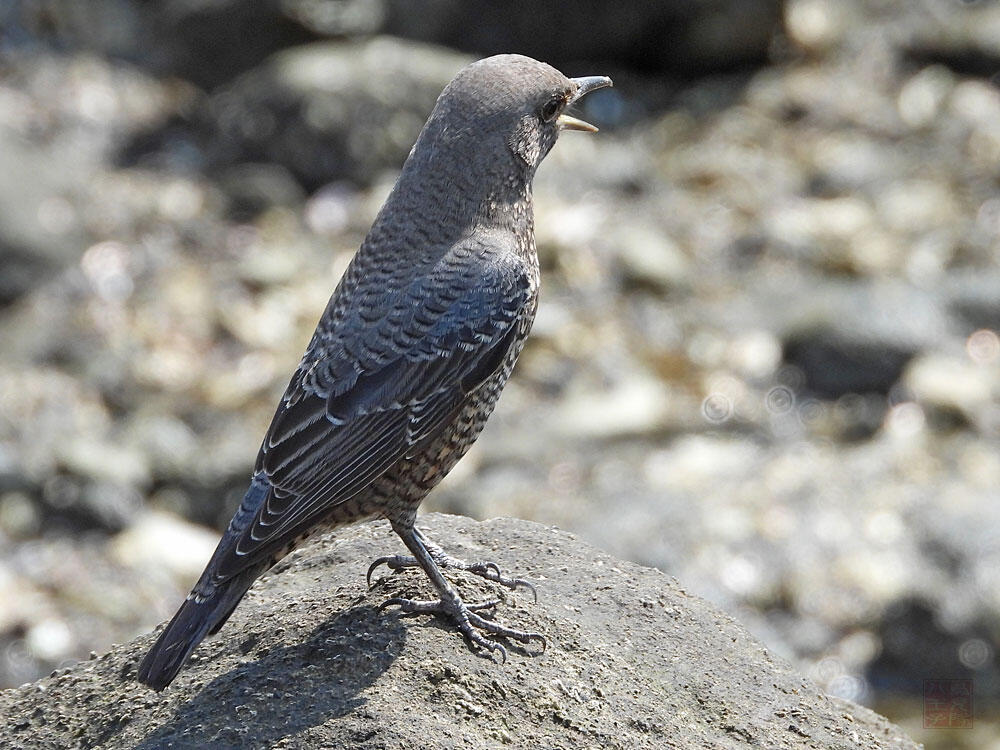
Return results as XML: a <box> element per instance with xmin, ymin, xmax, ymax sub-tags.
<box><xmin>367</xmin><ymin>527</ymin><xmax>537</xmax><ymax>601</ymax></box>
<box><xmin>378</xmin><ymin>521</ymin><xmax>546</xmax><ymax>662</ymax></box>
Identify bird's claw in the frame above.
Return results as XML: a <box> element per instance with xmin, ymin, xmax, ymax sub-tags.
<box><xmin>366</xmin><ymin>555</ymin><xmax>413</xmax><ymax>588</ymax></box>
<box><xmin>367</xmin><ymin>552</ymin><xmax>537</xmax><ymax>602</ymax></box>
<box><xmin>380</xmin><ymin>596</ymin><xmax>499</xmax><ymax>613</ymax></box>
<box><xmin>462</xmin><ymin>562</ymin><xmax>538</xmax><ymax>603</ymax></box>
<box><xmin>380</xmin><ymin>593</ymin><xmax>545</xmax><ymax>661</ymax></box>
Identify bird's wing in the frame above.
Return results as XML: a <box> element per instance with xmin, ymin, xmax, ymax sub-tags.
<box><xmin>212</xmin><ymin>235</ymin><xmax>533</xmax><ymax>581</ymax></box>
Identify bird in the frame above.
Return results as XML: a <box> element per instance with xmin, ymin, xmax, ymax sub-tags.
<box><xmin>137</xmin><ymin>54</ymin><xmax>612</xmax><ymax>691</ymax></box>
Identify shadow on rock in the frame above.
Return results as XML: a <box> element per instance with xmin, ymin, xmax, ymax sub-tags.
<box><xmin>132</xmin><ymin>604</ymin><xmax>405</xmax><ymax>749</ymax></box>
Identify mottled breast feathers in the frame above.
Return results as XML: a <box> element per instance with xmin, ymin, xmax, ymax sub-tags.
<box><xmin>211</xmin><ymin>232</ymin><xmax>535</xmax><ymax>581</ymax></box>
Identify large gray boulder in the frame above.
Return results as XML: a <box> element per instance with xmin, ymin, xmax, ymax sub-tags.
<box><xmin>0</xmin><ymin>514</ymin><xmax>917</xmax><ymax>749</ymax></box>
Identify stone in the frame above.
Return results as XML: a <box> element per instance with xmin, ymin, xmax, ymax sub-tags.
<box><xmin>0</xmin><ymin>515</ymin><xmax>917</xmax><ymax>750</ymax></box>
<box><xmin>110</xmin><ymin>510</ymin><xmax>221</xmax><ymax>582</ymax></box>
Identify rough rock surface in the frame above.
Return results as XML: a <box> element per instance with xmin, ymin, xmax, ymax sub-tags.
<box><xmin>0</xmin><ymin>514</ymin><xmax>917</xmax><ymax>750</ymax></box>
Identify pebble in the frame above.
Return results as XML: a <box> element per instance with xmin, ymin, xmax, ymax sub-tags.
<box><xmin>110</xmin><ymin>510</ymin><xmax>220</xmax><ymax>581</ymax></box>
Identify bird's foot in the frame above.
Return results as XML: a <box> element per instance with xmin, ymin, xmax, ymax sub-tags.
<box><xmin>380</xmin><ymin>589</ymin><xmax>546</xmax><ymax>663</ymax></box>
<box><xmin>367</xmin><ymin>539</ymin><xmax>537</xmax><ymax>602</ymax></box>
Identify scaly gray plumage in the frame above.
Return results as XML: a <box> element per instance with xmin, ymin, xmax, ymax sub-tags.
<box><xmin>137</xmin><ymin>55</ymin><xmax>611</xmax><ymax>691</ymax></box>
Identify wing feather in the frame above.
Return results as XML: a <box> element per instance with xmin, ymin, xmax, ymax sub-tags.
<box><xmin>212</xmin><ymin>235</ymin><xmax>533</xmax><ymax>581</ymax></box>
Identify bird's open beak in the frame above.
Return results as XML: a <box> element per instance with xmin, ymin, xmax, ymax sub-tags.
<box><xmin>558</xmin><ymin>75</ymin><xmax>613</xmax><ymax>133</ymax></box>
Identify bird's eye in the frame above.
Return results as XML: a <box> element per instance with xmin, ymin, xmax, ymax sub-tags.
<box><xmin>540</xmin><ymin>97</ymin><xmax>562</xmax><ymax>123</ymax></box>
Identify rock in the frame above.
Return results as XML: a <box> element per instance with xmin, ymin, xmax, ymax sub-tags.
<box><xmin>784</xmin><ymin>0</ymin><xmax>857</xmax><ymax>55</ymax></box>
<box><xmin>375</xmin><ymin>0</ymin><xmax>782</xmax><ymax>76</ymax></box>
<box><xmin>946</xmin><ymin>270</ymin><xmax>1000</xmax><ymax>333</ymax></box>
<box><xmin>555</xmin><ymin>374</ymin><xmax>674</xmax><ymax>439</ymax></box>
<box><xmin>782</xmin><ymin>329</ymin><xmax>915</xmax><ymax>399</ymax></box>
<box><xmin>903</xmin><ymin>352</ymin><xmax>1000</xmax><ymax>432</ymax></box>
<box><xmin>611</xmin><ymin>222</ymin><xmax>692</xmax><ymax>291</ymax></box>
<box><xmin>57</xmin><ymin>438</ymin><xmax>150</xmax><ymax>489</ymax></box>
<box><xmin>15</xmin><ymin>0</ymin><xmax>782</xmax><ymax>91</ymax></box>
<box><xmin>110</xmin><ymin>510</ymin><xmax>221</xmax><ymax>582</ymax></box>
<box><xmin>202</xmin><ymin>38</ymin><xmax>471</xmax><ymax>190</ymax></box>
<box><xmin>0</xmin><ymin>249</ymin><xmax>53</xmax><ymax>309</ymax></box>
<box><xmin>11</xmin><ymin>0</ymin><xmax>316</xmax><ymax>91</ymax></box>
<box><xmin>216</xmin><ymin>162</ymin><xmax>306</xmax><ymax>220</ymax></box>
<box><xmin>0</xmin><ymin>515</ymin><xmax>916</xmax><ymax>750</ymax></box>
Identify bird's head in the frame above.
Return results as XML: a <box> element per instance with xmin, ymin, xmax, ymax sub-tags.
<box><xmin>421</xmin><ymin>54</ymin><xmax>612</xmax><ymax>174</ymax></box>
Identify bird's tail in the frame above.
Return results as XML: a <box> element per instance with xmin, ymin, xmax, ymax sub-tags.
<box><xmin>137</xmin><ymin>475</ymin><xmax>274</xmax><ymax>691</ymax></box>
<box><xmin>136</xmin><ymin>567</ymin><xmax>260</xmax><ymax>691</ymax></box>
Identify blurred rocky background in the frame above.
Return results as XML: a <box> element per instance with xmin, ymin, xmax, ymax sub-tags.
<box><xmin>0</xmin><ymin>1</ymin><xmax>997</xmax><ymax>747</ymax></box>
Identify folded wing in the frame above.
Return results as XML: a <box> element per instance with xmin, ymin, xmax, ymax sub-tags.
<box><xmin>212</xmin><ymin>236</ymin><xmax>533</xmax><ymax>581</ymax></box>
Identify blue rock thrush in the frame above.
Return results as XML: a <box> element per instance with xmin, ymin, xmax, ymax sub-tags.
<box><xmin>137</xmin><ymin>54</ymin><xmax>611</xmax><ymax>690</ymax></box>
